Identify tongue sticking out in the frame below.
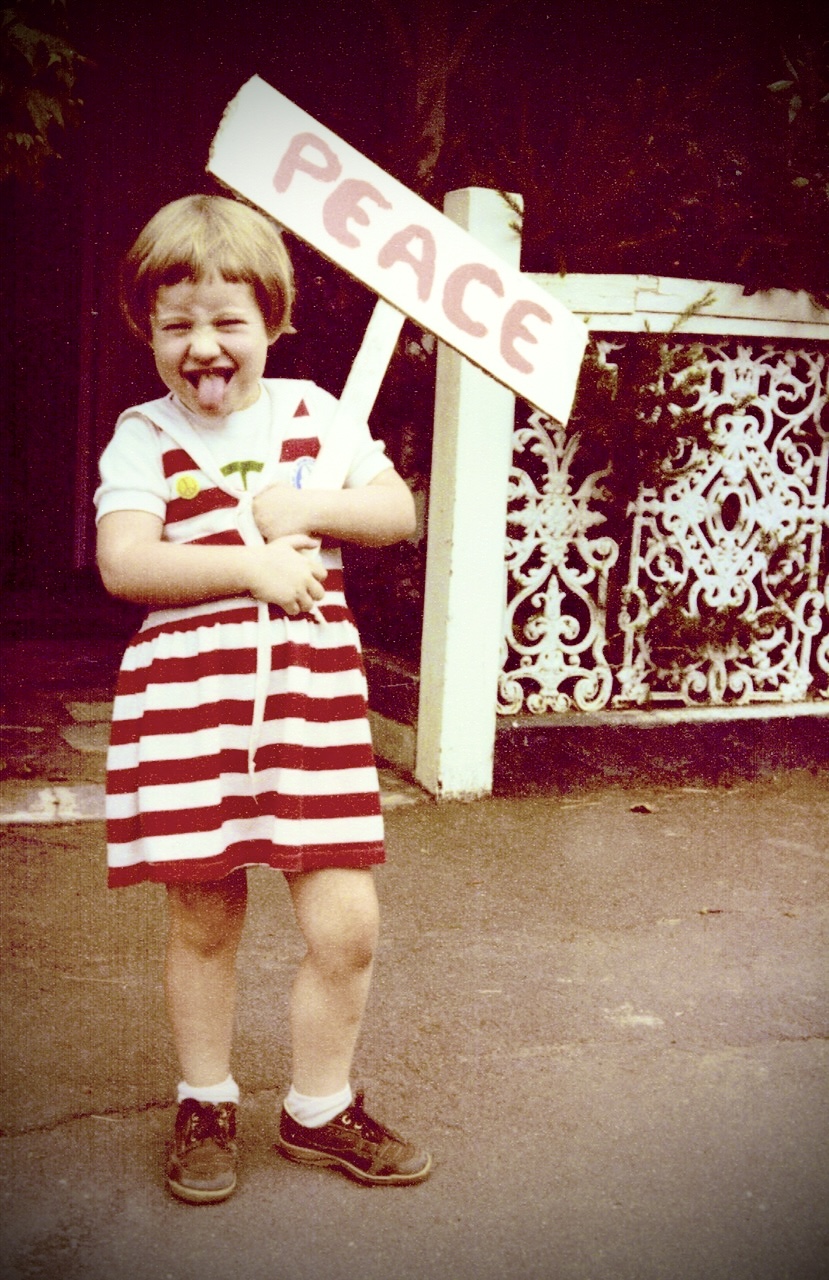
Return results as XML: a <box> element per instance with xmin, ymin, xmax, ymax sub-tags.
<box><xmin>194</xmin><ymin>371</ymin><xmax>230</xmax><ymax>412</ymax></box>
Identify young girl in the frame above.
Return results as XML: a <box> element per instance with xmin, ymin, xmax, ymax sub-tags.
<box><xmin>95</xmin><ymin>193</ymin><xmax>431</xmax><ymax>1203</ymax></box>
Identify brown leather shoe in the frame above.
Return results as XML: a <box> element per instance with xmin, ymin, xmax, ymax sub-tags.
<box><xmin>276</xmin><ymin>1091</ymin><xmax>431</xmax><ymax>1185</ymax></box>
<box><xmin>166</xmin><ymin>1099</ymin><xmax>238</xmax><ymax>1203</ymax></box>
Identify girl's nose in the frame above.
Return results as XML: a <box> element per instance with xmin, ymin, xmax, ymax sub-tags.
<box><xmin>187</xmin><ymin>326</ymin><xmax>222</xmax><ymax>360</ymax></box>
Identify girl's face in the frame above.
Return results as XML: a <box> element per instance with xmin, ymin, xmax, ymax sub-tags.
<box><xmin>150</xmin><ymin>274</ymin><xmax>275</xmax><ymax>419</ymax></box>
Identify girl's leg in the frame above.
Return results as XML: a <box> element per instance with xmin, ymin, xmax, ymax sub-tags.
<box><xmin>277</xmin><ymin>867</ymin><xmax>431</xmax><ymax>1185</ymax></box>
<box><xmin>285</xmin><ymin>867</ymin><xmax>379</xmax><ymax>1096</ymax></box>
<box><xmin>165</xmin><ymin>869</ymin><xmax>248</xmax><ymax>1087</ymax></box>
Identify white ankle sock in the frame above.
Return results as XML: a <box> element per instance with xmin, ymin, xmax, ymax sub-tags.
<box><xmin>177</xmin><ymin>1075</ymin><xmax>240</xmax><ymax>1106</ymax></box>
<box><xmin>284</xmin><ymin>1083</ymin><xmax>352</xmax><ymax>1128</ymax></box>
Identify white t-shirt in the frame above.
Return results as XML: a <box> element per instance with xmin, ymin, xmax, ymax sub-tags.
<box><xmin>94</xmin><ymin>379</ymin><xmax>390</xmax><ymax>522</ymax></box>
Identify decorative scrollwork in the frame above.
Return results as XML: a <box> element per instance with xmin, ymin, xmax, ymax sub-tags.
<box><xmin>500</xmin><ymin>411</ymin><xmax>618</xmax><ymax>713</ymax></box>
<box><xmin>500</xmin><ymin>338</ymin><xmax>829</xmax><ymax>714</ymax></box>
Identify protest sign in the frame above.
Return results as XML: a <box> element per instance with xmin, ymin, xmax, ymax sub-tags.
<box><xmin>208</xmin><ymin>76</ymin><xmax>587</xmax><ymax>424</ymax></box>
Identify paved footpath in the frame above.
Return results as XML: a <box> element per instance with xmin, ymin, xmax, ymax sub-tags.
<box><xmin>1</xmin><ymin>650</ymin><xmax>827</xmax><ymax>1279</ymax></box>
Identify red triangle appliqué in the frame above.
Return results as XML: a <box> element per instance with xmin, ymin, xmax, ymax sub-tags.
<box><xmin>293</xmin><ymin>399</ymin><xmax>310</xmax><ymax>418</ymax></box>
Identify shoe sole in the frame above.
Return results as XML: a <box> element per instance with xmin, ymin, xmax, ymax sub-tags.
<box><xmin>276</xmin><ymin>1137</ymin><xmax>432</xmax><ymax>1185</ymax></box>
<box><xmin>167</xmin><ymin>1173</ymin><xmax>237</xmax><ymax>1204</ymax></box>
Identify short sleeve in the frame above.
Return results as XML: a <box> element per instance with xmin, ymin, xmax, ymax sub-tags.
<box><xmin>94</xmin><ymin>415</ymin><xmax>168</xmax><ymax>522</ymax></box>
<box><xmin>345</xmin><ymin>430</ymin><xmax>392</xmax><ymax>489</ymax></box>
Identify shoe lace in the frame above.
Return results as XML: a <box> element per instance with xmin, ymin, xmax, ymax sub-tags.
<box><xmin>341</xmin><ymin>1091</ymin><xmax>399</xmax><ymax>1146</ymax></box>
<box><xmin>180</xmin><ymin>1101</ymin><xmax>235</xmax><ymax>1151</ymax></box>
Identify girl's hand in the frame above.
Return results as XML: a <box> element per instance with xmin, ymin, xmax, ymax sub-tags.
<box><xmin>253</xmin><ymin>484</ymin><xmax>313</xmax><ymax>542</ymax></box>
<box><xmin>245</xmin><ymin>534</ymin><xmax>327</xmax><ymax>613</ymax></box>
<box><xmin>97</xmin><ymin>513</ymin><xmax>327</xmax><ymax>610</ymax></box>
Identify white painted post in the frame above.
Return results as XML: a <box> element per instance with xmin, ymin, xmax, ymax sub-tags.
<box><xmin>415</xmin><ymin>188</ymin><xmax>522</xmax><ymax>798</ymax></box>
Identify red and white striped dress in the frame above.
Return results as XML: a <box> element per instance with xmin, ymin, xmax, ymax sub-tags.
<box><xmin>95</xmin><ymin>381</ymin><xmax>388</xmax><ymax>888</ymax></box>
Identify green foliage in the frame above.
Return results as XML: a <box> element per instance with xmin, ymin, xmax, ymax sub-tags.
<box><xmin>644</xmin><ymin>599</ymin><xmax>761</xmax><ymax>672</ymax></box>
<box><xmin>764</xmin><ymin>37</ymin><xmax>829</xmax><ymax>304</ymax></box>
<box><xmin>566</xmin><ymin>304</ymin><xmax>793</xmax><ymax>677</ymax></box>
<box><xmin>570</xmin><ymin>323</ymin><xmax>712</xmax><ymax>511</ymax></box>
<box><xmin>0</xmin><ymin>0</ymin><xmax>86</xmax><ymax>183</ymax></box>
<box><xmin>454</xmin><ymin>13</ymin><xmax>829</xmax><ymax>297</ymax></box>
<box><xmin>768</xmin><ymin>45</ymin><xmax>829</xmax><ymax>126</ymax></box>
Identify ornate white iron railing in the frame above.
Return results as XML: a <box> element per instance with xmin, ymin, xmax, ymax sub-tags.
<box><xmin>500</xmin><ymin>337</ymin><xmax>829</xmax><ymax>714</ymax></box>
<box><xmin>418</xmin><ymin>204</ymin><xmax>829</xmax><ymax>796</ymax></box>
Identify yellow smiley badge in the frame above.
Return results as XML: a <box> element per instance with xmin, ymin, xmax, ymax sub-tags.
<box><xmin>175</xmin><ymin>475</ymin><xmax>200</xmax><ymax>500</ymax></box>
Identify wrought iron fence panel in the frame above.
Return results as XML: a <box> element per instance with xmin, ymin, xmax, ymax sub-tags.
<box><xmin>500</xmin><ymin>337</ymin><xmax>829</xmax><ymax>715</ymax></box>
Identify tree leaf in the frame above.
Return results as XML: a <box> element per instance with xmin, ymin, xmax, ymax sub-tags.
<box><xmin>24</xmin><ymin>87</ymin><xmax>63</xmax><ymax>134</ymax></box>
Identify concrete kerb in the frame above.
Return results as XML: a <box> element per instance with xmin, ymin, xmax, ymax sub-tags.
<box><xmin>0</xmin><ymin>775</ymin><xmax>427</xmax><ymax>825</ymax></box>
<box><xmin>0</xmin><ymin>782</ymin><xmax>106</xmax><ymax>823</ymax></box>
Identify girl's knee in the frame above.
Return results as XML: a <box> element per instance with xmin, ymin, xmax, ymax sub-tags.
<box><xmin>337</xmin><ymin>901</ymin><xmax>379</xmax><ymax>972</ymax></box>
<box><xmin>291</xmin><ymin>870</ymin><xmax>379</xmax><ymax>975</ymax></box>
<box><xmin>321</xmin><ymin>893</ymin><xmax>379</xmax><ymax>974</ymax></box>
<box><xmin>167</xmin><ymin>871</ymin><xmax>247</xmax><ymax>958</ymax></box>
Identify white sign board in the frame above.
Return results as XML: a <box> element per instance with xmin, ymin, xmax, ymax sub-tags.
<box><xmin>208</xmin><ymin>76</ymin><xmax>587</xmax><ymax>424</ymax></box>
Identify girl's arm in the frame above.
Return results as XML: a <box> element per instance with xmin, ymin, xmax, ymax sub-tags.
<box><xmin>252</xmin><ymin>469</ymin><xmax>416</xmax><ymax>548</ymax></box>
<box><xmin>97</xmin><ymin>510</ymin><xmax>327</xmax><ymax>613</ymax></box>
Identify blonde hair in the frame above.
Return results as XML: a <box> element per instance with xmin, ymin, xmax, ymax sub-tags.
<box><xmin>120</xmin><ymin>194</ymin><xmax>295</xmax><ymax>342</ymax></box>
